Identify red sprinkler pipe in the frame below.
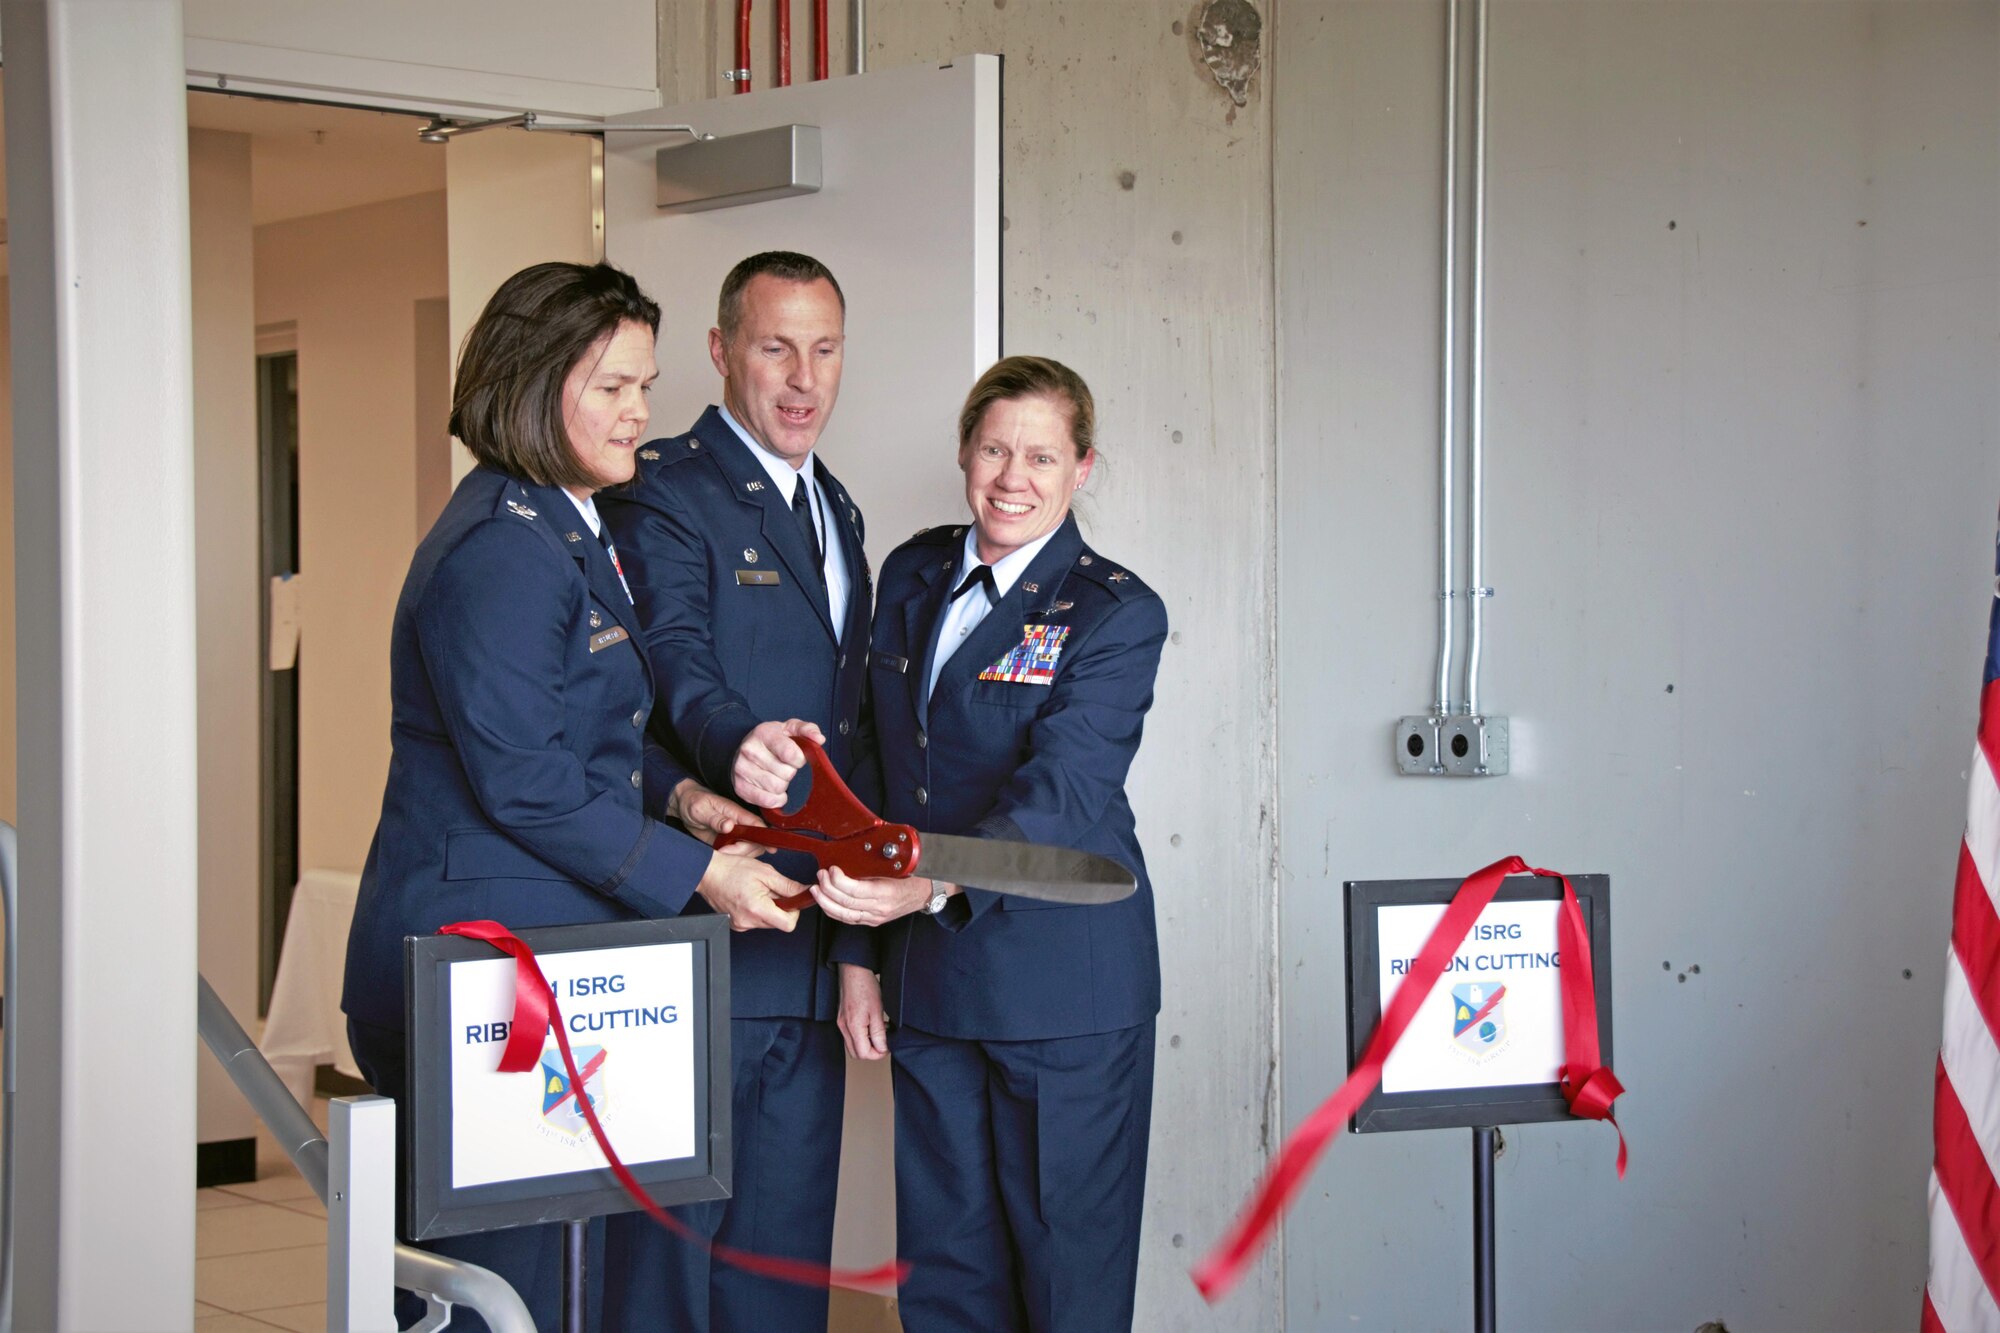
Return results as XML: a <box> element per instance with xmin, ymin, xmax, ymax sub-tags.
<box><xmin>777</xmin><ymin>0</ymin><xmax>792</xmax><ymax>86</ymax></box>
<box><xmin>735</xmin><ymin>0</ymin><xmax>752</xmax><ymax>93</ymax></box>
<box><xmin>813</xmin><ymin>0</ymin><xmax>828</xmax><ymax>80</ymax></box>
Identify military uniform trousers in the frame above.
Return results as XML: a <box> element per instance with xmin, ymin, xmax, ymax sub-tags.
<box><xmin>891</xmin><ymin>1020</ymin><xmax>1157</xmax><ymax>1333</ymax></box>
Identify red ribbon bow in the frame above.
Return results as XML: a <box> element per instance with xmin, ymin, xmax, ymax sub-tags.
<box><xmin>438</xmin><ymin>920</ymin><xmax>909</xmax><ymax>1291</ymax></box>
<box><xmin>1190</xmin><ymin>856</ymin><xmax>1626</xmax><ymax>1303</ymax></box>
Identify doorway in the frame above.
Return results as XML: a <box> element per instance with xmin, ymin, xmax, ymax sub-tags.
<box><xmin>256</xmin><ymin>348</ymin><xmax>298</xmax><ymax>1012</ymax></box>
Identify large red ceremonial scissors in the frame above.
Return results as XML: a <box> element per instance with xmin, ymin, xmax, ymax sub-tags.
<box><xmin>713</xmin><ymin>738</ymin><xmax>1135</xmax><ymax>911</ymax></box>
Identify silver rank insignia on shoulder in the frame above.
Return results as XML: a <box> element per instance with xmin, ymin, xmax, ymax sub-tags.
<box><xmin>639</xmin><ymin>449</ymin><xmax>660</xmax><ymax>461</ymax></box>
<box><xmin>1078</xmin><ymin>554</ymin><xmax>1094</xmax><ymax>566</ymax></box>
<box><xmin>744</xmin><ymin>548</ymin><xmax>759</xmax><ymax>563</ymax></box>
<box><xmin>506</xmin><ymin>500</ymin><xmax>537</xmax><ymax>520</ymax></box>
<box><xmin>589</xmin><ymin>609</ymin><xmax>602</xmax><ymax>629</ymax></box>
<box><xmin>1109</xmin><ymin>571</ymin><xmax>1130</xmax><ymax>583</ymax></box>
<box><xmin>1022</xmin><ymin>582</ymin><xmax>1040</xmax><ymax>594</ymax></box>
<box><xmin>745</xmin><ymin>480</ymin><xmax>765</xmax><ymax>493</ymax></box>
<box><xmin>566</xmin><ymin>531</ymin><xmax>583</xmax><ymax>543</ymax></box>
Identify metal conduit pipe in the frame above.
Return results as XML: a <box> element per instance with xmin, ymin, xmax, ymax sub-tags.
<box><xmin>778</xmin><ymin>0</ymin><xmax>792</xmax><ymax>86</ymax></box>
<box><xmin>196</xmin><ymin>976</ymin><xmax>535</xmax><ymax>1333</ymax></box>
<box><xmin>1461</xmin><ymin>0</ymin><xmax>1492</xmax><ymax>716</ymax></box>
<box><xmin>1433</xmin><ymin>0</ymin><xmax>1460</xmax><ymax>720</ymax></box>
<box><xmin>736</xmin><ymin>0</ymin><xmax>753</xmax><ymax>92</ymax></box>
<box><xmin>815</xmin><ymin>0</ymin><xmax>830</xmax><ymax>79</ymax></box>
<box><xmin>852</xmin><ymin>0</ymin><xmax>866</xmax><ymax>74</ymax></box>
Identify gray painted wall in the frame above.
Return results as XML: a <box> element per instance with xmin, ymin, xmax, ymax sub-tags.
<box><xmin>1277</xmin><ymin>2</ymin><xmax>2000</xmax><ymax>1329</ymax></box>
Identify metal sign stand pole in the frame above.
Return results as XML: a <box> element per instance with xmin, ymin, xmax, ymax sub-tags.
<box><xmin>561</xmin><ymin>1218</ymin><xmax>587</xmax><ymax>1333</ymax></box>
<box><xmin>1472</xmin><ymin>1126</ymin><xmax>1497</xmax><ymax>1333</ymax></box>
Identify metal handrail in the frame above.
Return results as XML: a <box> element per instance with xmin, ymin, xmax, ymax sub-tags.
<box><xmin>197</xmin><ymin>975</ymin><xmax>534</xmax><ymax>1332</ymax></box>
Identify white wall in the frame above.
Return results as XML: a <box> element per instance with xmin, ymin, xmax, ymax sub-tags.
<box><xmin>444</xmin><ymin>128</ymin><xmax>600</xmax><ymax>482</ymax></box>
<box><xmin>183</xmin><ymin>0</ymin><xmax>658</xmax><ymax>116</ymax></box>
<box><xmin>4</xmin><ymin>0</ymin><xmax>201</xmax><ymax>1319</ymax></box>
<box><xmin>255</xmin><ymin>191</ymin><xmax>449</xmax><ymax>875</ymax></box>
<box><xmin>189</xmin><ymin>126</ymin><xmax>261</xmax><ymax>1147</ymax></box>
<box><xmin>1275</xmin><ymin>3</ymin><xmax>2000</xmax><ymax>1328</ymax></box>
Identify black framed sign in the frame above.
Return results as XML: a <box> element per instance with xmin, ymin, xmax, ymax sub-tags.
<box><xmin>1344</xmin><ymin>874</ymin><xmax>1612</xmax><ymax>1134</ymax></box>
<box><xmin>404</xmin><ymin>916</ymin><xmax>731</xmax><ymax>1240</ymax></box>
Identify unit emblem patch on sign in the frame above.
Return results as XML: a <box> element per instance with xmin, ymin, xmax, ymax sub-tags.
<box><xmin>540</xmin><ymin>1044</ymin><xmax>607</xmax><ymax>1139</ymax></box>
<box><xmin>1450</xmin><ymin>982</ymin><xmax>1509</xmax><ymax>1062</ymax></box>
<box><xmin>978</xmin><ymin>624</ymin><xmax>1071</xmax><ymax>685</ymax></box>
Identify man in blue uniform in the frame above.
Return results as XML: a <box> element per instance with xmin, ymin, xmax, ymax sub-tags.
<box><xmin>600</xmin><ymin>252</ymin><xmax>875</xmax><ymax>1331</ymax></box>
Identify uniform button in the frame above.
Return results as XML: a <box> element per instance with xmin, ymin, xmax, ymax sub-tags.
<box><xmin>917</xmin><ymin>731</ymin><xmax>928</xmax><ymax>749</ymax></box>
<box><xmin>839</xmin><ymin>653</ymin><xmax>848</xmax><ymax>669</ymax></box>
<box><xmin>839</xmin><ymin>718</ymin><xmax>852</xmax><ymax>736</ymax></box>
<box><xmin>916</xmin><ymin>786</ymin><xmax>929</xmax><ymax>805</ymax></box>
<box><xmin>630</xmin><ymin>770</ymin><xmax>643</xmax><ymax>789</ymax></box>
<box><xmin>631</xmin><ymin>709</ymin><xmax>645</xmax><ymax>728</ymax></box>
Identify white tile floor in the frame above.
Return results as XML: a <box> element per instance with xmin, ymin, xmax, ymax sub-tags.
<box><xmin>195</xmin><ymin>1091</ymin><xmax>903</xmax><ymax>1331</ymax></box>
<box><xmin>193</xmin><ymin>1099</ymin><xmax>332</xmax><ymax>1329</ymax></box>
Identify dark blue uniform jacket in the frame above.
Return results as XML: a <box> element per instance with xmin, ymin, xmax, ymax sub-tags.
<box><xmin>342</xmin><ymin>467</ymin><xmax>712</xmax><ymax>1034</ymax></box>
<box><xmin>601</xmin><ymin>407</ymin><xmax>874</xmax><ymax>1021</ymax></box>
<box><xmin>869</xmin><ymin>515</ymin><xmax>1167</xmax><ymax>1041</ymax></box>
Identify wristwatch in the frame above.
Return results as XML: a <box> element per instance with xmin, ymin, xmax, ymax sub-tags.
<box><xmin>921</xmin><ymin>881</ymin><xmax>950</xmax><ymax>915</ymax></box>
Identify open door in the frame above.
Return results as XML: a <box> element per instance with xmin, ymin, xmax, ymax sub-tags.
<box><xmin>603</xmin><ymin>54</ymin><xmax>1002</xmax><ymax>570</ymax></box>
<box><xmin>601</xmin><ymin>54</ymin><xmax>1003</xmax><ymax>1280</ymax></box>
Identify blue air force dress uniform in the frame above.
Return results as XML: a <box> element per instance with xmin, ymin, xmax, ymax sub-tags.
<box><xmin>870</xmin><ymin>514</ymin><xmax>1168</xmax><ymax>1333</ymax></box>
<box><xmin>341</xmin><ymin>467</ymin><xmax>714</xmax><ymax>1330</ymax></box>
<box><xmin>597</xmin><ymin>405</ymin><xmax>874</xmax><ymax>1332</ymax></box>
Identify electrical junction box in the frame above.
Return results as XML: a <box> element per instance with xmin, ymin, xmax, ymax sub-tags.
<box><xmin>1441</xmin><ymin>715</ymin><xmax>1509</xmax><ymax>776</ymax></box>
<box><xmin>1396</xmin><ymin>715</ymin><xmax>1509</xmax><ymax>776</ymax></box>
<box><xmin>1395</xmin><ymin>716</ymin><xmax>1446</xmax><ymax>775</ymax></box>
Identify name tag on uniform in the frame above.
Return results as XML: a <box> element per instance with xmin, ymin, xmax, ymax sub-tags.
<box><xmin>736</xmin><ymin>570</ymin><xmax>781</xmax><ymax>586</ymax></box>
<box><xmin>588</xmin><ymin>626</ymin><xmax>630</xmax><ymax>653</ymax></box>
<box><xmin>877</xmin><ymin>653</ymin><xmax>909</xmax><ymax>674</ymax></box>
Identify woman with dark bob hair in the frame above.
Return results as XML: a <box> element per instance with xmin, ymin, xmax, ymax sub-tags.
<box><xmin>811</xmin><ymin>355</ymin><xmax>1169</xmax><ymax>1331</ymax></box>
<box><xmin>341</xmin><ymin>261</ymin><xmax>804</xmax><ymax>1326</ymax></box>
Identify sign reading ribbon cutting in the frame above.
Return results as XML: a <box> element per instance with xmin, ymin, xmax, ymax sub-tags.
<box><xmin>1191</xmin><ymin>857</ymin><xmax>1626</xmax><ymax>1303</ymax></box>
<box><xmin>407</xmin><ymin>917</ymin><xmax>907</xmax><ymax>1290</ymax></box>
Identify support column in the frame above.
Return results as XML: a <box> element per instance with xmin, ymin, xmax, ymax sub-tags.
<box><xmin>4</xmin><ymin>0</ymin><xmax>200</xmax><ymax>1324</ymax></box>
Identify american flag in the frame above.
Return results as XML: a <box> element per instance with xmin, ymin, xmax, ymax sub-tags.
<box><xmin>1927</xmin><ymin>518</ymin><xmax>2000</xmax><ymax>1332</ymax></box>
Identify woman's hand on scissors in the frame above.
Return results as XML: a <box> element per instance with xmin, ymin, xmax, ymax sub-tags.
<box><xmin>696</xmin><ymin>853</ymin><xmax>803</xmax><ymax>932</ymax></box>
<box><xmin>732</xmin><ymin>718</ymin><xmax>827</xmax><ymax>809</ymax></box>
<box><xmin>810</xmin><ymin>866</ymin><xmax>952</xmax><ymax>927</ymax></box>
<box><xmin>669</xmin><ymin>777</ymin><xmax>767</xmax><ymax>846</ymax></box>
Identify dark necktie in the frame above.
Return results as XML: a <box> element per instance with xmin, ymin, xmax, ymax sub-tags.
<box><xmin>952</xmin><ymin>564</ymin><xmax>997</xmax><ymax>606</ymax></box>
<box><xmin>790</xmin><ymin>476</ymin><xmax>826</xmax><ymax>586</ymax></box>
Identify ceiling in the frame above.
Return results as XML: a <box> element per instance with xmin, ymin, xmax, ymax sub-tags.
<box><xmin>0</xmin><ymin>80</ymin><xmax>450</xmax><ymax>228</ymax></box>
<box><xmin>185</xmin><ymin>91</ymin><xmax>446</xmax><ymax>225</ymax></box>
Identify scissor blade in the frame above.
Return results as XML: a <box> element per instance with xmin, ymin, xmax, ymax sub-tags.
<box><xmin>917</xmin><ymin>834</ymin><xmax>1137</xmax><ymax>905</ymax></box>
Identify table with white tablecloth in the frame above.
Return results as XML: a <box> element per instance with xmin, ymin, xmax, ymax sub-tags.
<box><xmin>259</xmin><ymin>868</ymin><xmax>363</xmax><ymax>1107</ymax></box>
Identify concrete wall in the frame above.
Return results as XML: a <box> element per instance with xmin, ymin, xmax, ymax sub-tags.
<box><xmin>658</xmin><ymin>6</ymin><xmax>1281</xmax><ymax>1328</ymax></box>
<box><xmin>189</xmin><ymin>126</ymin><xmax>261</xmax><ymax>1146</ymax></box>
<box><xmin>1276</xmin><ymin>3</ymin><xmax>2000</xmax><ymax>1329</ymax></box>
<box><xmin>254</xmin><ymin>191</ymin><xmax>449</xmax><ymax>875</ymax></box>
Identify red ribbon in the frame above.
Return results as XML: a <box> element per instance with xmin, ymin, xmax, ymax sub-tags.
<box><xmin>1190</xmin><ymin>857</ymin><xmax>1625</xmax><ymax>1303</ymax></box>
<box><xmin>438</xmin><ymin>920</ymin><xmax>909</xmax><ymax>1291</ymax></box>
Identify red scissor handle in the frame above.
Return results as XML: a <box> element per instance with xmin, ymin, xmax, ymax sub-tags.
<box><xmin>713</xmin><ymin>737</ymin><xmax>925</xmax><ymax>910</ymax></box>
